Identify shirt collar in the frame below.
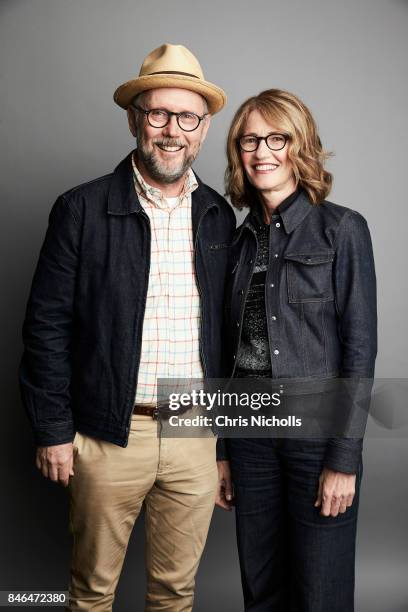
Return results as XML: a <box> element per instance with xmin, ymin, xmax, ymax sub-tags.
<box><xmin>131</xmin><ymin>151</ymin><xmax>198</xmax><ymax>209</ymax></box>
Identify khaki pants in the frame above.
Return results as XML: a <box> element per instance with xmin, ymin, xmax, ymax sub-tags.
<box><xmin>67</xmin><ymin>415</ymin><xmax>218</xmax><ymax>611</ymax></box>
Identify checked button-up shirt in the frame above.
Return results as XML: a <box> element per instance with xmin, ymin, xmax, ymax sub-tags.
<box><xmin>132</xmin><ymin>153</ymin><xmax>204</xmax><ymax>405</ymax></box>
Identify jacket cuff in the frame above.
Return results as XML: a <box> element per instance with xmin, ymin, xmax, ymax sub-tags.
<box><xmin>33</xmin><ymin>423</ymin><xmax>75</xmax><ymax>447</ymax></box>
<box><xmin>324</xmin><ymin>438</ymin><xmax>363</xmax><ymax>474</ymax></box>
<box><xmin>216</xmin><ymin>438</ymin><xmax>229</xmax><ymax>461</ymax></box>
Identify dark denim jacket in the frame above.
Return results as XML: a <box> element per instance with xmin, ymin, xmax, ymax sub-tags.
<box><xmin>19</xmin><ymin>152</ymin><xmax>235</xmax><ymax>447</ymax></box>
<box><xmin>218</xmin><ymin>191</ymin><xmax>377</xmax><ymax>473</ymax></box>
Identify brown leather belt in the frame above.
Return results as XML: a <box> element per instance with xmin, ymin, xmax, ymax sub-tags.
<box><xmin>133</xmin><ymin>402</ymin><xmax>192</xmax><ymax>420</ymax></box>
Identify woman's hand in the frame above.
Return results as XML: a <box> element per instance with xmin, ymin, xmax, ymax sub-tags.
<box><xmin>215</xmin><ymin>460</ymin><xmax>234</xmax><ymax>511</ymax></box>
<box><xmin>314</xmin><ymin>467</ymin><xmax>356</xmax><ymax>517</ymax></box>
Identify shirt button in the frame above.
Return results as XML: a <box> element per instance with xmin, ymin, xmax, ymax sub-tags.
<box><xmin>274</xmin><ymin>253</ymin><xmax>279</xmax><ymax>258</ymax></box>
<box><xmin>233</xmin><ymin>354</ymin><xmax>236</xmax><ymax>360</ymax></box>
<box><xmin>271</xmin><ymin>315</ymin><xmax>277</xmax><ymax>321</ymax></box>
<box><xmin>273</xmin><ymin>349</ymin><xmax>280</xmax><ymax>355</ymax></box>
<box><xmin>236</xmin><ymin>321</ymin><xmax>240</xmax><ymax>328</ymax></box>
<box><xmin>270</xmin><ymin>283</ymin><xmax>275</xmax><ymax>288</ymax></box>
<box><xmin>276</xmin><ymin>222</ymin><xmax>281</xmax><ymax>228</ymax></box>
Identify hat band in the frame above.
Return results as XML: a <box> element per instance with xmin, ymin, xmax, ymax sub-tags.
<box><xmin>147</xmin><ymin>70</ymin><xmax>200</xmax><ymax>79</ymax></box>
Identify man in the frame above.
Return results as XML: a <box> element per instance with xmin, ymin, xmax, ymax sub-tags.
<box><xmin>19</xmin><ymin>43</ymin><xmax>235</xmax><ymax>611</ymax></box>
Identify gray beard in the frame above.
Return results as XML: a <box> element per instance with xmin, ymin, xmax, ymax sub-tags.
<box><xmin>136</xmin><ymin>135</ymin><xmax>198</xmax><ymax>184</ymax></box>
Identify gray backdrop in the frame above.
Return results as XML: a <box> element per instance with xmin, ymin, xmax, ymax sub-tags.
<box><xmin>1</xmin><ymin>0</ymin><xmax>407</xmax><ymax>610</ymax></box>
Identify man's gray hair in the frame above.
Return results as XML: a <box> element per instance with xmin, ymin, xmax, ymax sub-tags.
<box><xmin>132</xmin><ymin>91</ymin><xmax>147</xmax><ymax>109</ymax></box>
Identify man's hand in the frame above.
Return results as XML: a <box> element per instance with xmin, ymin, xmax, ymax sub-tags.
<box><xmin>314</xmin><ymin>467</ymin><xmax>356</xmax><ymax>517</ymax></box>
<box><xmin>215</xmin><ymin>460</ymin><xmax>234</xmax><ymax>511</ymax></box>
<box><xmin>35</xmin><ymin>443</ymin><xmax>74</xmax><ymax>487</ymax></box>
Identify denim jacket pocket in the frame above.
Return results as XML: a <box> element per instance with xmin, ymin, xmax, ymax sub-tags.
<box><xmin>208</xmin><ymin>242</ymin><xmax>230</xmax><ymax>251</ymax></box>
<box><xmin>285</xmin><ymin>251</ymin><xmax>334</xmax><ymax>303</ymax></box>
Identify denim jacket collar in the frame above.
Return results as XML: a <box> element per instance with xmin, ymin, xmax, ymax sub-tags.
<box><xmin>280</xmin><ymin>190</ymin><xmax>314</xmax><ymax>234</ymax></box>
<box><xmin>107</xmin><ymin>151</ymin><xmax>142</xmax><ymax>215</ymax></box>
<box><xmin>241</xmin><ymin>189</ymin><xmax>314</xmax><ymax>237</ymax></box>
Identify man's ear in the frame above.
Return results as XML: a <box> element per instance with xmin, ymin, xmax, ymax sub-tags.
<box><xmin>127</xmin><ymin>107</ymin><xmax>137</xmax><ymax>138</ymax></box>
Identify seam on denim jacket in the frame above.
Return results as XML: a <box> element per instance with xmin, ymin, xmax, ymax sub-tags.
<box><xmin>299</xmin><ymin>302</ymin><xmax>309</xmax><ymax>376</ymax></box>
<box><xmin>61</xmin><ymin>194</ymin><xmax>80</xmax><ymax>225</ymax></box>
<box><xmin>321</xmin><ymin>300</ymin><xmax>330</xmax><ymax>375</ymax></box>
<box><xmin>332</xmin><ymin>209</ymin><xmax>367</xmax><ymax>251</ymax></box>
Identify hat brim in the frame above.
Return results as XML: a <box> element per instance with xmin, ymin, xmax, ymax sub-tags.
<box><xmin>113</xmin><ymin>74</ymin><xmax>226</xmax><ymax>114</ymax></box>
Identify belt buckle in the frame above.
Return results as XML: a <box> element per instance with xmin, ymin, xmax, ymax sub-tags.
<box><xmin>154</xmin><ymin>400</ymin><xmax>170</xmax><ymax>421</ymax></box>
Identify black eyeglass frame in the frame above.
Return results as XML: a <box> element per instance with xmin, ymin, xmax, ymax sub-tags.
<box><xmin>132</xmin><ymin>104</ymin><xmax>208</xmax><ymax>132</ymax></box>
<box><xmin>237</xmin><ymin>133</ymin><xmax>290</xmax><ymax>152</ymax></box>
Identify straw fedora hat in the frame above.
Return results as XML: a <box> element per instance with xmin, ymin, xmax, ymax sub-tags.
<box><xmin>113</xmin><ymin>43</ymin><xmax>226</xmax><ymax>114</ymax></box>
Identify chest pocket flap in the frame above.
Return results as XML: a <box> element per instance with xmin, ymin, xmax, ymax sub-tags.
<box><xmin>284</xmin><ymin>250</ymin><xmax>334</xmax><ymax>303</ymax></box>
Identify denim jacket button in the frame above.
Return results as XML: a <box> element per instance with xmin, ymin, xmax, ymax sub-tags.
<box><xmin>273</xmin><ymin>349</ymin><xmax>280</xmax><ymax>355</ymax></box>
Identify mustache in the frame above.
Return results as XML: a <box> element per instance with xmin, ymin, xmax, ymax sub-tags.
<box><xmin>153</xmin><ymin>138</ymin><xmax>185</xmax><ymax>148</ymax></box>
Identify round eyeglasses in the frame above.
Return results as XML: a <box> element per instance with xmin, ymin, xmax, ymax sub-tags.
<box><xmin>238</xmin><ymin>133</ymin><xmax>289</xmax><ymax>152</ymax></box>
<box><xmin>133</xmin><ymin>104</ymin><xmax>208</xmax><ymax>132</ymax></box>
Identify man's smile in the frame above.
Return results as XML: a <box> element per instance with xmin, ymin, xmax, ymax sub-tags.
<box><xmin>156</xmin><ymin>143</ymin><xmax>185</xmax><ymax>153</ymax></box>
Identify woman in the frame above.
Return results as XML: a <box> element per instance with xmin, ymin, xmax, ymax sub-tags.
<box><xmin>216</xmin><ymin>89</ymin><xmax>377</xmax><ymax>611</ymax></box>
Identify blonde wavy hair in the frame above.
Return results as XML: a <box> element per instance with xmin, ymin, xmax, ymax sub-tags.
<box><xmin>225</xmin><ymin>89</ymin><xmax>333</xmax><ymax>209</ymax></box>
